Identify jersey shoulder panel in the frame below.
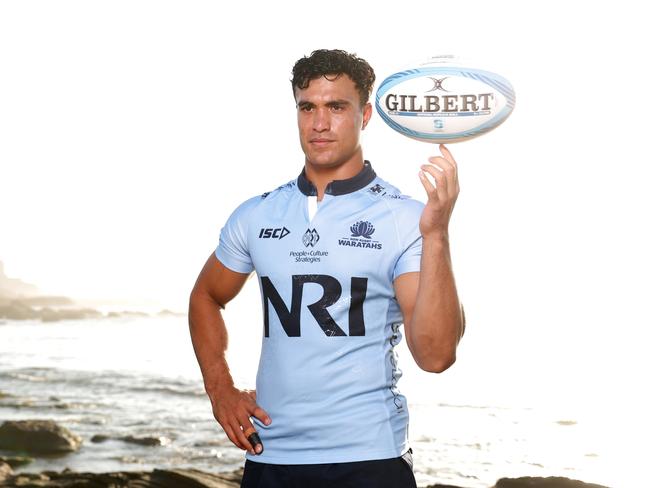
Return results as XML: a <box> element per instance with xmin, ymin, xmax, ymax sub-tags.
<box><xmin>362</xmin><ymin>176</ymin><xmax>425</xmax><ymax>280</ymax></box>
<box><xmin>224</xmin><ymin>191</ymin><xmax>269</xmax><ymax>225</ymax></box>
<box><xmin>362</xmin><ymin>177</ymin><xmax>415</xmax><ymax>203</ymax></box>
<box><xmin>214</xmin><ymin>178</ymin><xmax>298</xmax><ymax>273</ymax></box>
<box><xmin>214</xmin><ymin>194</ymin><xmax>261</xmax><ymax>274</ymax></box>
<box><xmin>229</xmin><ymin>177</ymin><xmax>297</xmax><ymax>220</ymax></box>
<box><xmin>260</xmin><ymin>179</ymin><xmax>299</xmax><ymax>201</ymax></box>
<box><xmin>362</xmin><ymin>176</ymin><xmax>425</xmax><ymax>227</ymax></box>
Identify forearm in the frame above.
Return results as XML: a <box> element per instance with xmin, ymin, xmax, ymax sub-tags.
<box><xmin>188</xmin><ymin>290</ymin><xmax>235</xmax><ymax>395</ymax></box>
<box><xmin>188</xmin><ymin>285</ymin><xmax>271</xmax><ymax>454</ymax></box>
<box><xmin>407</xmin><ymin>233</ymin><xmax>464</xmax><ymax>372</ymax></box>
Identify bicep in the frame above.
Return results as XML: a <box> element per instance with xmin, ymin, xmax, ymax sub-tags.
<box><xmin>394</xmin><ymin>271</ymin><xmax>467</xmax><ymax>336</ymax></box>
<box><xmin>394</xmin><ymin>271</ymin><xmax>420</xmax><ymax>328</ymax></box>
<box><xmin>191</xmin><ymin>253</ymin><xmax>251</xmax><ymax>309</ymax></box>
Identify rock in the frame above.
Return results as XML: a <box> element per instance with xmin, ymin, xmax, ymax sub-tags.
<box><xmin>158</xmin><ymin>309</ymin><xmax>185</xmax><ymax>317</ymax></box>
<box><xmin>0</xmin><ymin>469</ymin><xmax>612</xmax><ymax>488</ymax></box>
<box><xmin>6</xmin><ymin>472</ymin><xmax>50</xmax><ymax>486</ymax></box>
<box><xmin>0</xmin><ymin>467</ymin><xmax>245</xmax><ymax>487</ymax></box>
<box><xmin>1</xmin><ymin>398</ymin><xmax>36</xmax><ymax>408</ymax></box>
<box><xmin>153</xmin><ymin>468</ymin><xmax>243</xmax><ymax>487</ymax></box>
<box><xmin>0</xmin><ymin>420</ymin><xmax>82</xmax><ymax>454</ymax></box>
<box><xmin>89</xmin><ymin>434</ymin><xmax>170</xmax><ymax>446</ymax></box>
<box><xmin>107</xmin><ymin>310</ymin><xmax>149</xmax><ymax>318</ymax></box>
<box><xmin>120</xmin><ymin>434</ymin><xmax>169</xmax><ymax>446</ymax></box>
<box><xmin>0</xmin><ymin>300</ymin><xmax>104</xmax><ymax>322</ymax></box>
<box><xmin>0</xmin><ymin>283</ymin><xmax>150</xmax><ymax>323</ymax></box>
<box><xmin>40</xmin><ymin>307</ymin><xmax>103</xmax><ymax>322</ymax></box>
<box><xmin>0</xmin><ymin>461</ymin><xmax>14</xmax><ymax>483</ymax></box>
<box><xmin>0</xmin><ymin>301</ymin><xmax>40</xmax><ymax>320</ymax></box>
<box><xmin>121</xmin><ymin>310</ymin><xmax>149</xmax><ymax>317</ymax></box>
<box><xmin>15</xmin><ymin>296</ymin><xmax>74</xmax><ymax>307</ymax></box>
<box><xmin>493</xmin><ymin>476</ymin><xmax>610</xmax><ymax>488</ymax></box>
<box><xmin>426</xmin><ymin>484</ymin><xmax>467</xmax><ymax>488</ymax></box>
<box><xmin>0</xmin><ymin>456</ymin><xmax>34</xmax><ymax>468</ymax></box>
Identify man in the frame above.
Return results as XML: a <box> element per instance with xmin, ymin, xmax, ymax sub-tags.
<box><xmin>188</xmin><ymin>49</ymin><xmax>465</xmax><ymax>487</ymax></box>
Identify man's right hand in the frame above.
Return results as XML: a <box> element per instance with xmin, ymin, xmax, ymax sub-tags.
<box><xmin>208</xmin><ymin>386</ymin><xmax>271</xmax><ymax>455</ymax></box>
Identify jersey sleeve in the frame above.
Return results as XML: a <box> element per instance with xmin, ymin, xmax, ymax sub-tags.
<box><xmin>214</xmin><ymin>197</ymin><xmax>258</xmax><ymax>274</ymax></box>
<box><xmin>392</xmin><ymin>199</ymin><xmax>425</xmax><ymax>281</ymax></box>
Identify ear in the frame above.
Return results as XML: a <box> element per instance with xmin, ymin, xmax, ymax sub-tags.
<box><xmin>361</xmin><ymin>102</ymin><xmax>372</xmax><ymax>130</ymax></box>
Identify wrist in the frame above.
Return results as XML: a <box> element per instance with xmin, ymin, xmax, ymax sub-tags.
<box><xmin>202</xmin><ymin>358</ymin><xmax>235</xmax><ymax>396</ymax></box>
<box><xmin>422</xmin><ymin>231</ymin><xmax>449</xmax><ymax>245</ymax></box>
<box><xmin>205</xmin><ymin>380</ymin><xmax>236</xmax><ymax>403</ymax></box>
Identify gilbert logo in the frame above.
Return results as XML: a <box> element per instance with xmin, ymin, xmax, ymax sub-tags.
<box><xmin>426</xmin><ymin>77</ymin><xmax>449</xmax><ymax>92</ymax></box>
<box><xmin>302</xmin><ymin>228</ymin><xmax>320</xmax><ymax>247</ymax></box>
<box><xmin>385</xmin><ymin>91</ymin><xmax>494</xmax><ymax>115</ymax></box>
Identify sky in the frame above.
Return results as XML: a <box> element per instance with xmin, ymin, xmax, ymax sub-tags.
<box><xmin>1</xmin><ymin>0</ymin><xmax>649</xmax><ymax>455</ymax></box>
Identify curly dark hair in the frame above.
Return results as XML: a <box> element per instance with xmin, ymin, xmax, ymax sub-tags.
<box><xmin>291</xmin><ymin>49</ymin><xmax>376</xmax><ymax>106</ymax></box>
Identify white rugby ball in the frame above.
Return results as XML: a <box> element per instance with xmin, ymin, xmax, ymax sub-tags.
<box><xmin>375</xmin><ymin>55</ymin><xmax>516</xmax><ymax>143</ymax></box>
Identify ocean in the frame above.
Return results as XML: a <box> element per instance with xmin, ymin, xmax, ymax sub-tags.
<box><xmin>0</xmin><ymin>315</ymin><xmax>624</xmax><ymax>487</ymax></box>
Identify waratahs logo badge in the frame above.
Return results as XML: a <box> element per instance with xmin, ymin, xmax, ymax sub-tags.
<box><xmin>338</xmin><ymin>220</ymin><xmax>382</xmax><ymax>250</ymax></box>
<box><xmin>350</xmin><ymin>221</ymin><xmax>375</xmax><ymax>239</ymax></box>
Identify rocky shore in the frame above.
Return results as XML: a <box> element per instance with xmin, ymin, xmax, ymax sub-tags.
<box><xmin>0</xmin><ymin>464</ymin><xmax>612</xmax><ymax>488</ymax></box>
<box><xmin>0</xmin><ymin>260</ymin><xmax>183</xmax><ymax>322</ymax></box>
<box><xmin>0</xmin><ymin>420</ymin><xmax>611</xmax><ymax>488</ymax></box>
<box><xmin>0</xmin><ymin>296</ymin><xmax>182</xmax><ymax>322</ymax></box>
<box><xmin>0</xmin><ymin>464</ymin><xmax>244</xmax><ymax>487</ymax></box>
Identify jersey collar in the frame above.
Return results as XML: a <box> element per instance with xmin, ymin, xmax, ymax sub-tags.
<box><xmin>297</xmin><ymin>160</ymin><xmax>376</xmax><ymax>197</ymax></box>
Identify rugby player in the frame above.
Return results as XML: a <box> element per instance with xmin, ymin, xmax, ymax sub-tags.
<box><xmin>189</xmin><ymin>49</ymin><xmax>465</xmax><ymax>487</ymax></box>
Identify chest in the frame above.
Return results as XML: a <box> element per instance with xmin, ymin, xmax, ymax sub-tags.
<box><xmin>248</xmin><ymin>195</ymin><xmax>396</xmax><ymax>278</ymax></box>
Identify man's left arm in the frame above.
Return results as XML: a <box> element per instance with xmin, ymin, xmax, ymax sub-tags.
<box><xmin>395</xmin><ymin>144</ymin><xmax>465</xmax><ymax>373</ymax></box>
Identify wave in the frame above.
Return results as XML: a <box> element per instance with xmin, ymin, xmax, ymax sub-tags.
<box><xmin>437</xmin><ymin>402</ymin><xmax>518</xmax><ymax>411</ymax></box>
<box><xmin>0</xmin><ymin>366</ymin><xmax>205</xmax><ymax>398</ymax></box>
<box><xmin>126</xmin><ymin>384</ymin><xmax>205</xmax><ymax>397</ymax></box>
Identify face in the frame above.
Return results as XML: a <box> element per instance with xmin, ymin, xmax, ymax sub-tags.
<box><xmin>295</xmin><ymin>74</ymin><xmax>372</xmax><ymax>170</ymax></box>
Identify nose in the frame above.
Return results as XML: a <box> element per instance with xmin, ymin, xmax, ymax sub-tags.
<box><xmin>312</xmin><ymin>108</ymin><xmax>330</xmax><ymax>133</ymax></box>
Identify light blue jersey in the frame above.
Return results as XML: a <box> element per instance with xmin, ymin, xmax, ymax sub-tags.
<box><xmin>215</xmin><ymin>161</ymin><xmax>424</xmax><ymax>464</ymax></box>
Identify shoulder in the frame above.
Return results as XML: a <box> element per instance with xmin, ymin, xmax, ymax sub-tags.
<box><xmin>229</xmin><ymin>178</ymin><xmax>297</xmax><ymax>218</ymax></box>
<box><xmin>362</xmin><ymin>176</ymin><xmax>425</xmax><ymax>216</ymax></box>
<box><xmin>260</xmin><ymin>179</ymin><xmax>298</xmax><ymax>200</ymax></box>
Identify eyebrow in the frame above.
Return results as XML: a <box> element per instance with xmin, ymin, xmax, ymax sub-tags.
<box><xmin>297</xmin><ymin>99</ymin><xmax>352</xmax><ymax>109</ymax></box>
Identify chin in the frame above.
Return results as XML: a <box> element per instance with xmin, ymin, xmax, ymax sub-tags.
<box><xmin>306</xmin><ymin>153</ymin><xmax>338</xmax><ymax>168</ymax></box>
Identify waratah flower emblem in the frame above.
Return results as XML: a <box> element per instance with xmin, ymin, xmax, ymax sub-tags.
<box><xmin>350</xmin><ymin>221</ymin><xmax>375</xmax><ymax>239</ymax></box>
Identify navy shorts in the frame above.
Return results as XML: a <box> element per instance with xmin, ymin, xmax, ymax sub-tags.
<box><xmin>240</xmin><ymin>450</ymin><xmax>416</xmax><ymax>488</ymax></box>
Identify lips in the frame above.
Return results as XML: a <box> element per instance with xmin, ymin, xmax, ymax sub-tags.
<box><xmin>310</xmin><ymin>138</ymin><xmax>334</xmax><ymax>146</ymax></box>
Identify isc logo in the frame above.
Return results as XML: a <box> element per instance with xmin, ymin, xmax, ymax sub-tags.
<box><xmin>259</xmin><ymin>227</ymin><xmax>290</xmax><ymax>239</ymax></box>
<box><xmin>261</xmin><ymin>274</ymin><xmax>368</xmax><ymax>337</ymax></box>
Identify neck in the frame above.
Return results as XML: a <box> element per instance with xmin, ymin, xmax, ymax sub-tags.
<box><xmin>304</xmin><ymin>152</ymin><xmax>365</xmax><ymax>201</ymax></box>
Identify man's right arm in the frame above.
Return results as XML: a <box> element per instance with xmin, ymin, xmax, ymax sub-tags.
<box><xmin>188</xmin><ymin>253</ymin><xmax>271</xmax><ymax>455</ymax></box>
